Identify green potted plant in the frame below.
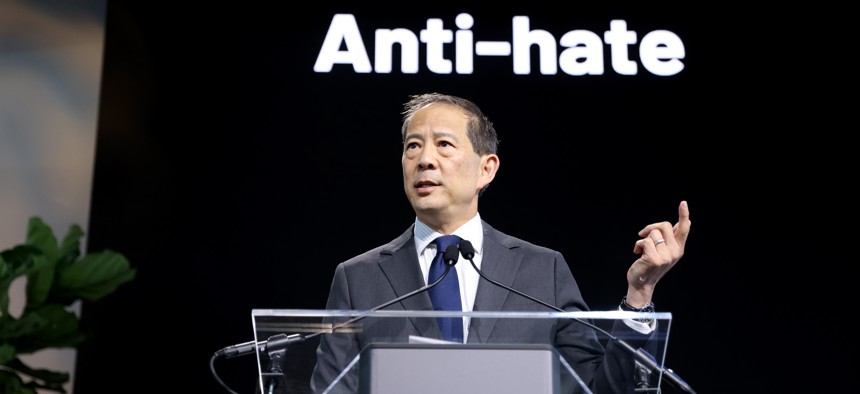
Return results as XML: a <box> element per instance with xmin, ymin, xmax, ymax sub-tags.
<box><xmin>0</xmin><ymin>217</ymin><xmax>136</xmax><ymax>394</ymax></box>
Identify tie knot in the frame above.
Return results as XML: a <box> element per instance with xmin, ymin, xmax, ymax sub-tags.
<box><xmin>434</xmin><ymin>235</ymin><xmax>461</xmax><ymax>254</ymax></box>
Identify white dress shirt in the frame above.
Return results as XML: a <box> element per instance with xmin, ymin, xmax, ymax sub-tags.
<box><xmin>413</xmin><ymin>213</ymin><xmax>484</xmax><ymax>341</ymax></box>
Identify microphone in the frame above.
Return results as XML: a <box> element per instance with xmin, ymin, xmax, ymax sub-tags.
<box><xmin>213</xmin><ymin>244</ymin><xmax>461</xmax><ymax>359</ymax></box>
<box><xmin>214</xmin><ymin>333</ymin><xmax>305</xmax><ymax>359</ymax></box>
<box><xmin>457</xmin><ymin>240</ymin><xmax>696</xmax><ymax>394</ymax></box>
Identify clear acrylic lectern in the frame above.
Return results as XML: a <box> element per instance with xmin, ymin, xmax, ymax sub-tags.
<box><xmin>251</xmin><ymin>309</ymin><xmax>674</xmax><ymax>394</ymax></box>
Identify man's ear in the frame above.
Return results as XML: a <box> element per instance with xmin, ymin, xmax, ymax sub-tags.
<box><xmin>477</xmin><ymin>154</ymin><xmax>499</xmax><ymax>190</ymax></box>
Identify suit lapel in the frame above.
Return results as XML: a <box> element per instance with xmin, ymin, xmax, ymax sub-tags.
<box><xmin>469</xmin><ymin>222</ymin><xmax>523</xmax><ymax>343</ymax></box>
<box><xmin>377</xmin><ymin>225</ymin><xmax>439</xmax><ymax>338</ymax></box>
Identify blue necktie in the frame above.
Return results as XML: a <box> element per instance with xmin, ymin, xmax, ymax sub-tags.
<box><xmin>427</xmin><ymin>234</ymin><xmax>463</xmax><ymax>342</ymax></box>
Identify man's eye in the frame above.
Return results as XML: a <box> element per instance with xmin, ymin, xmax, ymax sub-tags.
<box><xmin>438</xmin><ymin>141</ymin><xmax>452</xmax><ymax>147</ymax></box>
<box><xmin>405</xmin><ymin>142</ymin><xmax>419</xmax><ymax>150</ymax></box>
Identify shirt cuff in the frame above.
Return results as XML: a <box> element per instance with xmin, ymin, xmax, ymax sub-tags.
<box><xmin>619</xmin><ymin>306</ymin><xmax>656</xmax><ymax>334</ymax></box>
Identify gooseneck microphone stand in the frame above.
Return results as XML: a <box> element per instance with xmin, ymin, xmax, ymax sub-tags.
<box><xmin>260</xmin><ymin>334</ymin><xmax>290</xmax><ymax>394</ymax></box>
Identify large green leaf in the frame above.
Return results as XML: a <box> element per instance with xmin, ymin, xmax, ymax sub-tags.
<box><xmin>57</xmin><ymin>225</ymin><xmax>83</xmax><ymax>260</ymax></box>
<box><xmin>0</xmin><ymin>250</ymin><xmax>47</xmax><ymax>316</ymax></box>
<box><xmin>0</xmin><ymin>307</ymin><xmax>48</xmax><ymax>341</ymax></box>
<box><xmin>55</xmin><ymin>250</ymin><xmax>136</xmax><ymax>302</ymax></box>
<box><xmin>22</xmin><ymin>219</ymin><xmax>61</xmax><ymax>309</ymax></box>
<box><xmin>0</xmin><ymin>245</ymin><xmax>44</xmax><ymax>275</ymax></box>
<box><xmin>55</xmin><ymin>225</ymin><xmax>83</xmax><ymax>273</ymax></box>
<box><xmin>0</xmin><ymin>343</ymin><xmax>14</xmax><ymax>364</ymax></box>
<box><xmin>24</xmin><ymin>255</ymin><xmax>54</xmax><ymax>310</ymax></box>
<box><xmin>0</xmin><ymin>255</ymin><xmax>10</xmax><ymax>316</ymax></box>
<box><xmin>0</xmin><ymin>255</ymin><xmax>7</xmax><ymax>279</ymax></box>
<box><xmin>25</xmin><ymin>218</ymin><xmax>58</xmax><ymax>263</ymax></box>
<box><xmin>7</xmin><ymin>305</ymin><xmax>83</xmax><ymax>353</ymax></box>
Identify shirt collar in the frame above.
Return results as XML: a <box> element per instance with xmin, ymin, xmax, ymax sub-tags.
<box><xmin>414</xmin><ymin>213</ymin><xmax>484</xmax><ymax>255</ymax></box>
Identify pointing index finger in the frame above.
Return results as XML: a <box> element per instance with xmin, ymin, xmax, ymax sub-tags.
<box><xmin>675</xmin><ymin>200</ymin><xmax>692</xmax><ymax>244</ymax></box>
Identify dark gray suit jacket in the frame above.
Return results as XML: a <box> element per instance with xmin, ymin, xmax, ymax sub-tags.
<box><xmin>311</xmin><ymin>221</ymin><xmax>650</xmax><ymax>394</ymax></box>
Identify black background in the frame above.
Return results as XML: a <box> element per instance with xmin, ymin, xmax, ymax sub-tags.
<box><xmin>74</xmin><ymin>2</ymin><xmax>849</xmax><ymax>393</ymax></box>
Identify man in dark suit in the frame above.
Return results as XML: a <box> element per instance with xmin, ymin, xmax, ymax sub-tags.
<box><xmin>311</xmin><ymin>93</ymin><xmax>692</xmax><ymax>393</ymax></box>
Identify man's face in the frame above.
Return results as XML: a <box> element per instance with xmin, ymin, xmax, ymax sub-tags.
<box><xmin>401</xmin><ymin>103</ymin><xmax>497</xmax><ymax>230</ymax></box>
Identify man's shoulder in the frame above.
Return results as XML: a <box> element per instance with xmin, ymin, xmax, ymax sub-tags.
<box><xmin>339</xmin><ymin>225</ymin><xmax>414</xmax><ymax>267</ymax></box>
<box><xmin>483</xmin><ymin>221</ymin><xmax>560</xmax><ymax>256</ymax></box>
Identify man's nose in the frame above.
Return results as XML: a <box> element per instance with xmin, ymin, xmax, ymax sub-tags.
<box><xmin>417</xmin><ymin>147</ymin><xmax>437</xmax><ymax>170</ymax></box>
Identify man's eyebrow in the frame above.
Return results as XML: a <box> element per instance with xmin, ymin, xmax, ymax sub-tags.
<box><xmin>404</xmin><ymin>131</ymin><xmax>457</xmax><ymax>140</ymax></box>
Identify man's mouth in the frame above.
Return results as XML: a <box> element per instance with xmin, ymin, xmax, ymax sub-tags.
<box><xmin>415</xmin><ymin>180</ymin><xmax>438</xmax><ymax>190</ymax></box>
